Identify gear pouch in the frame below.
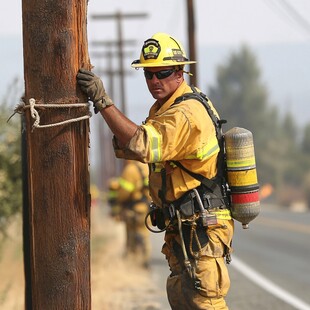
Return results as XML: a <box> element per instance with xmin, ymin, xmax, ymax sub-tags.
<box><xmin>177</xmin><ymin>191</ymin><xmax>195</xmax><ymax>217</ymax></box>
<box><xmin>179</xmin><ymin>199</ymin><xmax>195</xmax><ymax>217</ymax></box>
<box><xmin>155</xmin><ymin>208</ymin><xmax>166</xmax><ymax>230</ymax></box>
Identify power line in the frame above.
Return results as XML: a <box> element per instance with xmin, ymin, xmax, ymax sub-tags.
<box><xmin>262</xmin><ymin>0</ymin><xmax>310</xmax><ymax>37</ymax></box>
<box><xmin>280</xmin><ymin>0</ymin><xmax>310</xmax><ymax>34</ymax></box>
<box><xmin>262</xmin><ymin>0</ymin><xmax>300</xmax><ymax>31</ymax></box>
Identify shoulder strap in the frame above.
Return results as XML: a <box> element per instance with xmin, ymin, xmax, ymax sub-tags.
<box><xmin>171</xmin><ymin>85</ymin><xmax>227</xmax><ymax>193</ymax></box>
<box><xmin>175</xmin><ymin>85</ymin><xmax>226</xmax><ymax>139</ymax></box>
<box><xmin>171</xmin><ymin>160</ymin><xmax>220</xmax><ymax>193</ymax></box>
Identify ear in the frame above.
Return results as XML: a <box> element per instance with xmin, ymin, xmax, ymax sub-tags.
<box><xmin>176</xmin><ymin>70</ymin><xmax>183</xmax><ymax>81</ymax></box>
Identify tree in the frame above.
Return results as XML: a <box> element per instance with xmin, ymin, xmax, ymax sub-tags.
<box><xmin>300</xmin><ymin>123</ymin><xmax>310</xmax><ymax>209</ymax></box>
<box><xmin>209</xmin><ymin>46</ymin><xmax>276</xmax><ymax>184</ymax></box>
<box><xmin>281</xmin><ymin>111</ymin><xmax>302</xmax><ymax>186</ymax></box>
<box><xmin>0</xmin><ymin>79</ymin><xmax>23</xmax><ymax>237</ymax></box>
<box><xmin>301</xmin><ymin>123</ymin><xmax>310</xmax><ymax>154</ymax></box>
<box><xmin>208</xmin><ymin>45</ymin><xmax>301</xmax><ymax>202</ymax></box>
<box><xmin>209</xmin><ymin>46</ymin><xmax>270</xmax><ymax>132</ymax></box>
<box><xmin>0</xmin><ymin>105</ymin><xmax>22</xmax><ymax>235</ymax></box>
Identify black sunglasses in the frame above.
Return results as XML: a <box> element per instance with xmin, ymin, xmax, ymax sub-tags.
<box><xmin>144</xmin><ymin>69</ymin><xmax>176</xmax><ymax>80</ymax></box>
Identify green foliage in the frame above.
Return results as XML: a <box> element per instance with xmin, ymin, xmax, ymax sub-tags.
<box><xmin>0</xmin><ymin>88</ymin><xmax>22</xmax><ymax>236</ymax></box>
<box><xmin>300</xmin><ymin>123</ymin><xmax>310</xmax><ymax>207</ymax></box>
<box><xmin>209</xmin><ymin>46</ymin><xmax>269</xmax><ymax>131</ymax></box>
<box><xmin>301</xmin><ymin>123</ymin><xmax>310</xmax><ymax>154</ymax></box>
<box><xmin>208</xmin><ymin>45</ymin><xmax>307</xmax><ymax>204</ymax></box>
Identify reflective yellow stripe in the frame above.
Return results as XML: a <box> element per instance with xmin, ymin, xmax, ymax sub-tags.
<box><xmin>226</xmin><ymin>157</ymin><xmax>256</xmax><ymax>170</ymax></box>
<box><xmin>142</xmin><ymin>124</ymin><xmax>162</xmax><ymax>162</ymax></box>
<box><xmin>153</xmin><ymin>163</ymin><xmax>164</xmax><ymax>172</ymax></box>
<box><xmin>108</xmin><ymin>191</ymin><xmax>118</xmax><ymax>199</ymax></box>
<box><xmin>186</xmin><ymin>135</ymin><xmax>219</xmax><ymax>160</ymax></box>
<box><xmin>169</xmin><ymin>162</ymin><xmax>177</xmax><ymax>168</ymax></box>
<box><xmin>143</xmin><ymin>177</ymin><xmax>149</xmax><ymax>186</ymax></box>
<box><xmin>119</xmin><ymin>178</ymin><xmax>135</xmax><ymax>192</ymax></box>
<box><xmin>210</xmin><ymin>209</ymin><xmax>232</xmax><ymax>220</ymax></box>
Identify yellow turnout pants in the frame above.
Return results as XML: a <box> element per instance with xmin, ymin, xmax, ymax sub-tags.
<box><xmin>162</xmin><ymin>219</ymin><xmax>234</xmax><ymax>310</ymax></box>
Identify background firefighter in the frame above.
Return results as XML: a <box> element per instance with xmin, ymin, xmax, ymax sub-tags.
<box><xmin>107</xmin><ymin>177</ymin><xmax>122</xmax><ymax>221</ymax></box>
<box><xmin>77</xmin><ymin>32</ymin><xmax>234</xmax><ymax>309</ymax></box>
<box><xmin>115</xmin><ymin>160</ymin><xmax>151</xmax><ymax>268</ymax></box>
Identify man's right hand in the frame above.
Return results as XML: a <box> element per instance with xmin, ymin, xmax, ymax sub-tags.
<box><xmin>77</xmin><ymin>68</ymin><xmax>113</xmax><ymax>113</ymax></box>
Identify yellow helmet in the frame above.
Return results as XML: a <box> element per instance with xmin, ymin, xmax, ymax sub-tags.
<box><xmin>131</xmin><ymin>32</ymin><xmax>196</xmax><ymax>68</ymax></box>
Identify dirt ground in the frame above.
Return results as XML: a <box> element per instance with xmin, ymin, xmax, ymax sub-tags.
<box><xmin>0</xmin><ymin>206</ymin><xmax>163</xmax><ymax>310</ymax></box>
<box><xmin>91</xmin><ymin>206</ymin><xmax>163</xmax><ymax>310</ymax></box>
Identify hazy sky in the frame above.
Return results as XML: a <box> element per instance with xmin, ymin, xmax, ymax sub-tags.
<box><xmin>1</xmin><ymin>0</ymin><xmax>310</xmax><ymax>168</ymax></box>
<box><xmin>1</xmin><ymin>0</ymin><xmax>310</xmax><ymax>123</ymax></box>
<box><xmin>1</xmin><ymin>0</ymin><xmax>310</xmax><ymax>44</ymax></box>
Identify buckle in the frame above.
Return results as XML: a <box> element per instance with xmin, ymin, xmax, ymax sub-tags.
<box><xmin>168</xmin><ymin>204</ymin><xmax>176</xmax><ymax>219</ymax></box>
<box><xmin>161</xmin><ymin>203</ymin><xmax>176</xmax><ymax>221</ymax></box>
<box><xmin>203</xmin><ymin>194</ymin><xmax>212</xmax><ymax>209</ymax></box>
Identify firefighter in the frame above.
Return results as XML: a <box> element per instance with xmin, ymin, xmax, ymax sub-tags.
<box><xmin>116</xmin><ymin>160</ymin><xmax>151</xmax><ymax>268</ymax></box>
<box><xmin>107</xmin><ymin>177</ymin><xmax>122</xmax><ymax>220</ymax></box>
<box><xmin>77</xmin><ymin>32</ymin><xmax>234</xmax><ymax>310</ymax></box>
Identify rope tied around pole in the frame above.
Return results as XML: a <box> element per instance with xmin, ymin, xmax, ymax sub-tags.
<box><xmin>8</xmin><ymin>98</ymin><xmax>92</xmax><ymax>131</ymax></box>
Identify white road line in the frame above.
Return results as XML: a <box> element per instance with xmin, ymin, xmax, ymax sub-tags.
<box><xmin>231</xmin><ymin>256</ymin><xmax>310</xmax><ymax>310</ymax></box>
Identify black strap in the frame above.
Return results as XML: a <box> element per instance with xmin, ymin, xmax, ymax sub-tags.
<box><xmin>171</xmin><ymin>86</ymin><xmax>227</xmax><ymax>194</ymax></box>
<box><xmin>158</xmin><ymin>168</ymin><xmax>167</xmax><ymax>205</ymax></box>
<box><xmin>173</xmin><ymin>86</ymin><xmax>222</xmax><ymax>134</ymax></box>
<box><xmin>171</xmin><ymin>160</ymin><xmax>219</xmax><ymax>193</ymax></box>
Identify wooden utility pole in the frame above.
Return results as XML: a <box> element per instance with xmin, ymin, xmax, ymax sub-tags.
<box><xmin>187</xmin><ymin>0</ymin><xmax>197</xmax><ymax>85</ymax></box>
<box><xmin>22</xmin><ymin>1</ymin><xmax>91</xmax><ymax>309</ymax></box>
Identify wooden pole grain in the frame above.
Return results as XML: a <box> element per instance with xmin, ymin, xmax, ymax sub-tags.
<box><xmin>22</xmin><ymin>1</ymin><xmax>91</xmax><ymax>308</ymax></box>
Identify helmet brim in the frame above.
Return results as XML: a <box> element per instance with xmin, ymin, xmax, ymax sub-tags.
<box><xmin>131</xmin><ymin>60</ymin><xmax>197</xmax><ymax>68</ymax></box>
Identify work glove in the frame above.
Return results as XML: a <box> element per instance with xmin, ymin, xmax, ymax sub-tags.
<box><xmin>77</xmin><ymin>68</ymin><xmax>113</xmax><ymax>113</ymax></box>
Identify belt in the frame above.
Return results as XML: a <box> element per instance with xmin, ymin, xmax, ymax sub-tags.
<box><xmin>161</xmin><ymin>203</ymin><xmax>231</xmax><ymax>222</ymax></box>
<box><xmin>159</xmin><ymin>187</ymin><xmax>231</xmax><ymax>222</ymax></box>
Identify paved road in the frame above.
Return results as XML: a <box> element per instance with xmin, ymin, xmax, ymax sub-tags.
<box><xmin>149</xmin><ymin>204</ymin><xmax>310</xmax><ymax>310</ymax></box>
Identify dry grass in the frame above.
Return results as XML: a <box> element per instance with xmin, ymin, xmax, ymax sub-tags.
<box><xmin>0</xmin><ymin>216</ymin><xmax>24</xmax><ymax>309</ymax></box>
<box><xmin>0</xmin><ymin>206</ymin><xmax>162</xmax><ymax>310</ymax></box>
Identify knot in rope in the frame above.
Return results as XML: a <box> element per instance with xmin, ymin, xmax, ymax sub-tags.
<box><xmin>8</xmin><ymin>98</ymin><xmax>91</xmax><ymax>131</ymax></box>
<box><xmin>29</xmin><ymin>98</ymin><xmax>41</xmax><ymax>128</ymax></box>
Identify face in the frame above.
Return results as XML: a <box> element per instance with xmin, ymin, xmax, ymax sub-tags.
<box><xmin>144</xmin><ymin>66</ymin><xmax>183</xmax><ymax>105</ymax></box>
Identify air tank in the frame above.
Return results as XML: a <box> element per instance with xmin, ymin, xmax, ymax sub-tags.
<box><xmin>224</xmin><ymin>127</ymin><xmax>260</xmax><ymax>229</ymax></box>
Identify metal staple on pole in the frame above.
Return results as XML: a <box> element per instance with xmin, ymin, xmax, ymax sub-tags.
<box><xmin>9</xmin><ymin>98</ymin><xmax>91</xmax><ymax>131</ymax></box>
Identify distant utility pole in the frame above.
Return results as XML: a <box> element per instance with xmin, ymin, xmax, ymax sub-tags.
<box><xmin>187</xmin><ymin>0</ymin><xmax>197</xmax><ymax>85</ymax></box>
<box><xmin>91</xmin><ymin>11</ymin><xmax>148</xmax><ymax>116</ymax></box>
<box><xmin>22</xmin><ymin>0</ymin><xmax>91</xmax><ymax>309</ymax></box>
<box><xmin>91</xmin><ymin>49</ymin><xmax>116</xmax><ymax>189</ymax></box>
<box><xmin>91</xmin><ymin>40</ymin><xmax>136</xmax><ymax>103</ymax></box>
<box><xmin>91</xmin><ymin>47</ymin><xmax>134</xmax><ymax>186</ymax></box>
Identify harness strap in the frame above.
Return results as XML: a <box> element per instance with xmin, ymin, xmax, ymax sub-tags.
<box><xmin>171</xmin><ymin>85</ymin><xmax>229</xmax><ymax>200</ymax></box>
<box><xmin>158</xmin><ymin>168</ymin><xmax>167</xmax><ymax>206</ymax></box>
<box><xmin>171</xmin><ymin>160</ymin><xmax>220</xmax><ymax>194</ymax></box>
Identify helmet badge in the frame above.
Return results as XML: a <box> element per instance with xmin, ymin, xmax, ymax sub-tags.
<box><xmin>142</xmin><ymin>38</ymin><xmax>161</xmax><ymax>60</ymax></box>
